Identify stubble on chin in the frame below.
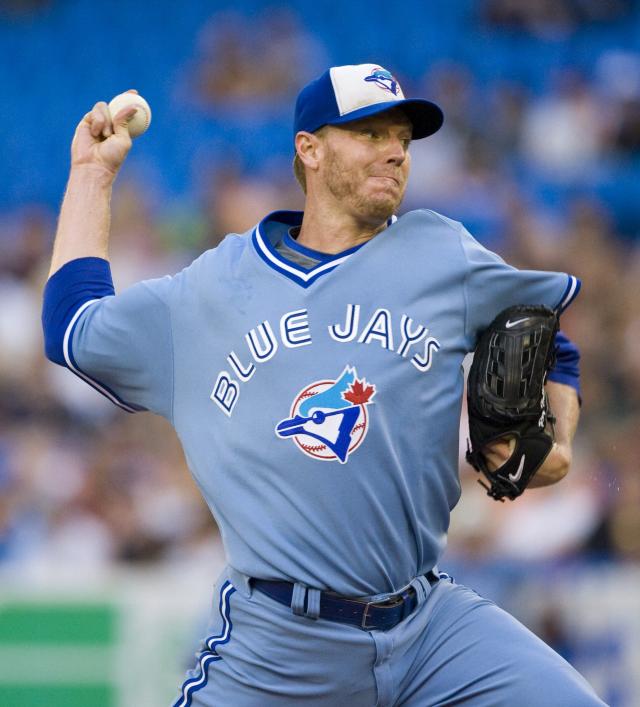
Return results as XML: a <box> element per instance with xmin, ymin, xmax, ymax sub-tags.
<box><xmin>323</xmin><ymin>149</ymin><xmax>405</xmax><ymax>224</ymax></box>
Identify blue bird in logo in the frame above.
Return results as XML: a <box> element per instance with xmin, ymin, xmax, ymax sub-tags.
<box><xmin>364</xmin><ymin>68</ymin><xmax>399</xmax><ymax>96</ymax></box>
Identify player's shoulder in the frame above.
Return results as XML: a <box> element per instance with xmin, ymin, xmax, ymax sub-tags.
<box><xmin>152</xmin><ymin>230</ymin><xmax>251</xmax><ymax>303</ymax></box>
<box><xmin>398</xmin><ymin>208</ymin><xmax>466</xmax><ymax>237</ymax></box>
<box><xmin>201</xmin><ymin>230</ymin><xmax>251</xmax><ymax>260</ymax></box>
<box><xmin>180</xmin><ymin>230</ymin><xmax>251</xmax><ymax>275</ymax></box>
<box><xmin>393</xmin><ymin>209</ymin><xmax>470</xmax><ymax>262</ymax></box>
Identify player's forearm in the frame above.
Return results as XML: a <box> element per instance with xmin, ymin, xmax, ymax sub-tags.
<box><xmin>528</xmin><ymin>380</ymin><xmax>580</xmax><ymax>487</ymax></box>
<box><xmin>48</xmin><ymin>165</ymin><xmax>115</xmax><ymax>278</ymax></box>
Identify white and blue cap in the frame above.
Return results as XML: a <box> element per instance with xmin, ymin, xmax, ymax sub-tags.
<box><xmin>294</xmin><ymin>63</ymin><xmax>444</xmax><ymax>141</ymax></box>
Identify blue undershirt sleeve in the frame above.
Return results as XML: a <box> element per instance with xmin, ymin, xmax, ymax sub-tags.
<box><xmin>548</xmin><ymin>330</ymin><xmax>581</xmax><ymax>398</ymax></box>
<box><xmin>42</xmin><ymin>257</ymin><xmax>115</xmax><ymax>366</ymax></box>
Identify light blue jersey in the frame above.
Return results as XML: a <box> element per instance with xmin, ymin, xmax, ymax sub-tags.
<box><xmin>69</xmin><ymin>209</ymin><xmax>579</xmax><ymax>596</ymax></box>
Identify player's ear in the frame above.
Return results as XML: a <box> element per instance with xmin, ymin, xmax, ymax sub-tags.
<box><xmin>295</xmin><ymin>131</ymin><xmax>323</xmax><ymax>172</ymax></box>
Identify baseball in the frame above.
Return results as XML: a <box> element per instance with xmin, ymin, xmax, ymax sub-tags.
<box><xmin>107</xmin><ymin>92</ymin><xmax>151</xmax><ymax>138</ymax></box>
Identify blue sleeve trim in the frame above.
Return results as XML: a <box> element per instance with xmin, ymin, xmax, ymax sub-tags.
<box><xmin>548</xmin><ymin>330</ymin><xmax>580</xmax><ymax>398</ymax></box>
<box><xmin>555</xmin><ymin>275</ymin><xmax>581</xmax><ymax>312</ymax></box>
<box><xmin>42</xmin><ymin>257</ymin><xmax>115</xmax><ymax>365</ymax></box>
<box><xmin>42</xmin><ymin>258</ymin><xmax>141</xmax><ymax>413</ymax></box>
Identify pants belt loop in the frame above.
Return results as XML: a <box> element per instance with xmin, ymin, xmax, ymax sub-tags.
<box><xmin>291</xmin><ymin>583</ymin><xmax>307</xmax><ymax>616</ymax></box>
<box><xmin>410</xmin><ymin>576</ymin><xmax>427</xmax><ymax>604</ymax></box>
<box><xmin>414</xmin><ymin>570</ymin><xmax>440</xmax><ymax>607</ymax></box>
<box><xmin>305</xmin><ymin>588</ymin><xmax>321</xmax><ymax>620</ymax></box>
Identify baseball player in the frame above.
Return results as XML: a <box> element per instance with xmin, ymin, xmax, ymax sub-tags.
<box><xmin>42</xmin><ymin>64</ymin><xmax>605</xmax><ymax>706</ymax></box>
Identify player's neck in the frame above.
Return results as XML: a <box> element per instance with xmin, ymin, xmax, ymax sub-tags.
<box><xmin>297</xmin><ymin>198</ymin><xmax>388</xmax><ymax>255</ymax></box>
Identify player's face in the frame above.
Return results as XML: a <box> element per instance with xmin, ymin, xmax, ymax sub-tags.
<box><xmin>318</xmin><ymin>110</ymin><xmax>412</xmax><ymax>224</ymax></box>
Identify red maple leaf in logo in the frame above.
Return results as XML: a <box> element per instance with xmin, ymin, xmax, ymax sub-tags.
<box><xmin>343</xmin><ymin>378</ymin><xmax>376</xmax><ymax>405</ymax></box>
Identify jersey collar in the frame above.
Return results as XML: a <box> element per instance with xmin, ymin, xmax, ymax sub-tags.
<box><xmin>252</xmin><ymin>210</ymin><xmax>364</xmax><ymax>288</ymax></box>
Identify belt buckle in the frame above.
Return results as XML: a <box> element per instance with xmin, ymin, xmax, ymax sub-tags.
<box><xmin>361</xmin><ymin>590</ymin><xmax>411</xmax><ymax>630</ymax></box>
<box><xmin>360</xmin><ymin>601</ymin><xmax>376</xmax><ymax>630</ymax></box>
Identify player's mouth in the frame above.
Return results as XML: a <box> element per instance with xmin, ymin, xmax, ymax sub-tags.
<box><xmin>368</xmin><ymin>175</ymin><xmax>401</xmax><ymax>188</ymax></box>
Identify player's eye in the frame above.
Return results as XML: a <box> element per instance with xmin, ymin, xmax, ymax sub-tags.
<box><xmin>361</xmin><ymin>128</ymin><xmax>378</xmax><ymax>139</ymax></box>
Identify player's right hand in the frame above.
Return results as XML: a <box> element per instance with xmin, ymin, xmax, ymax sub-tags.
<box><xmin>70</xmin><ymin>89</ymin><xmax>139</xmax><ymax>178</ymax></box>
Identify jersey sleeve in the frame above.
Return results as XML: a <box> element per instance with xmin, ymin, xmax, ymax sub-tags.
<box><xmin>68</xmin><ymin>276</ymin><xmax>175</xmax><ymax>418</ymax></box>
<box><xmin>460</xmin><ymin>225</ymin><xmax>580</xmax><ymax>349</ymax></box>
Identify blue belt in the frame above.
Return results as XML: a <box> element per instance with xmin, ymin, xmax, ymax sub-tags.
<box><xmin>252</xmin><ymin>571</ymin><xmax>440</xmax><ymax>631</ymax></box>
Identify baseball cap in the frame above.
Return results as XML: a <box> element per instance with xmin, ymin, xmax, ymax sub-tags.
<box><xmin>293</xmin><ymin>63</ymin><xmax>444</xmax><ymax>141</ymax></box>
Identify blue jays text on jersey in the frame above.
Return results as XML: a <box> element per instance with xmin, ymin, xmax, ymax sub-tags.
<box><xmin>211</xmin><ymin>303</ymin><xmax>441</xmax><ymax>418</ymax></box>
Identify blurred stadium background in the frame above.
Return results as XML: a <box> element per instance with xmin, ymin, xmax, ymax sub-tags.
<box><xmin>1</xmin><ymin>0</ymin><xmax>640</xmax><ymax>705</ymax></box>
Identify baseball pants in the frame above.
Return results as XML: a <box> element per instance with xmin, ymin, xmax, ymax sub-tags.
<box><xmin>172</xmin><ymin>566</ymin><xmax>606</xmax><ymax>707</ymax></box>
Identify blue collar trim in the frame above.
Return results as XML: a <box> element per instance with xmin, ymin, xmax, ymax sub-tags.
<box><xmin>252</xmin><ymin>210</ymin><xmax>361</xmax><ymax>287</ymax></box>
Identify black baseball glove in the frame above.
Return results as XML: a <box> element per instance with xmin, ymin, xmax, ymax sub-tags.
<box><xmin>465</xmin><ymin>305</ymin><xmax>560</xmax><ymax>501</ymax></box>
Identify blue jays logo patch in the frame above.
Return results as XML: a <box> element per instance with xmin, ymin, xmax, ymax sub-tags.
<box><xmin>364</xmin><ymin>67</ymin><xmax>399</xmax><ymax>96</ymax></box>
<box><xmin>275</xmin><ymin>366</ymin><xmax>376</xmax><ymax>464</ymax></box>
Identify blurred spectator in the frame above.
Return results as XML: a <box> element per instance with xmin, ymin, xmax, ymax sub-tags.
<box><xmin>0</xmin><ymin>0</ymin><xmax>51</xmax><ymax>19</ymax></box>
<box><xmin>482</xmin><ymin>0</ymin><xmax>578</xmax><ymax>39</ymax></box>
<box><xmin>482</xmin><ymin>0</ymin><xmax>633</xmax><ymax>37</ymax></box>
<box><xmin>520</xmin><ymin>72</ymin><xmax>605</xmax><ymax>180</ymax></box>
<box><xmin>536</xmin><ymin>605</ymin><xmax>576</xmax><ymax>662</ymax></box>
<box><xmin>611</xmin><ymin>97</ymin><xmax>640</xmax><ymax>155</ymax></box>
<box><xmin>183</xmin><ymin>8</ymin><xmax>326</xmax><ymax>111</ymax></box>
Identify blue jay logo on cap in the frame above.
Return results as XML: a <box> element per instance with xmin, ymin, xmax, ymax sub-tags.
<box><xmin>364</xmin><ymin>67</ymin><xmax>399</xmax><ymax>96</ymax></box>
<box><xmin>275</xmin><ymin>365</ymin><xmax>376</xmax><ymax>464</ymax></box>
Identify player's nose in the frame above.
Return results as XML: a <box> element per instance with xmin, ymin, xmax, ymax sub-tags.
<box><xmin>384</xmin><ymin>135</ymin><xmax>407</xmax><ymax>165</ymax></box>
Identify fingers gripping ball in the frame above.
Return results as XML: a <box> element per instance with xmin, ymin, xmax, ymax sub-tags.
<box><xmin>108</xmin><ymin>93</ymin><xmax>152</xmax><ymax>138</ymax></box>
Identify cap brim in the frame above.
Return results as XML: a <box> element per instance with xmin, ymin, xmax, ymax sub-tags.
<box><xmin>327</xmin><ymin>98</ymin><xmax>444</xmax><ymax>139</ymax></box>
